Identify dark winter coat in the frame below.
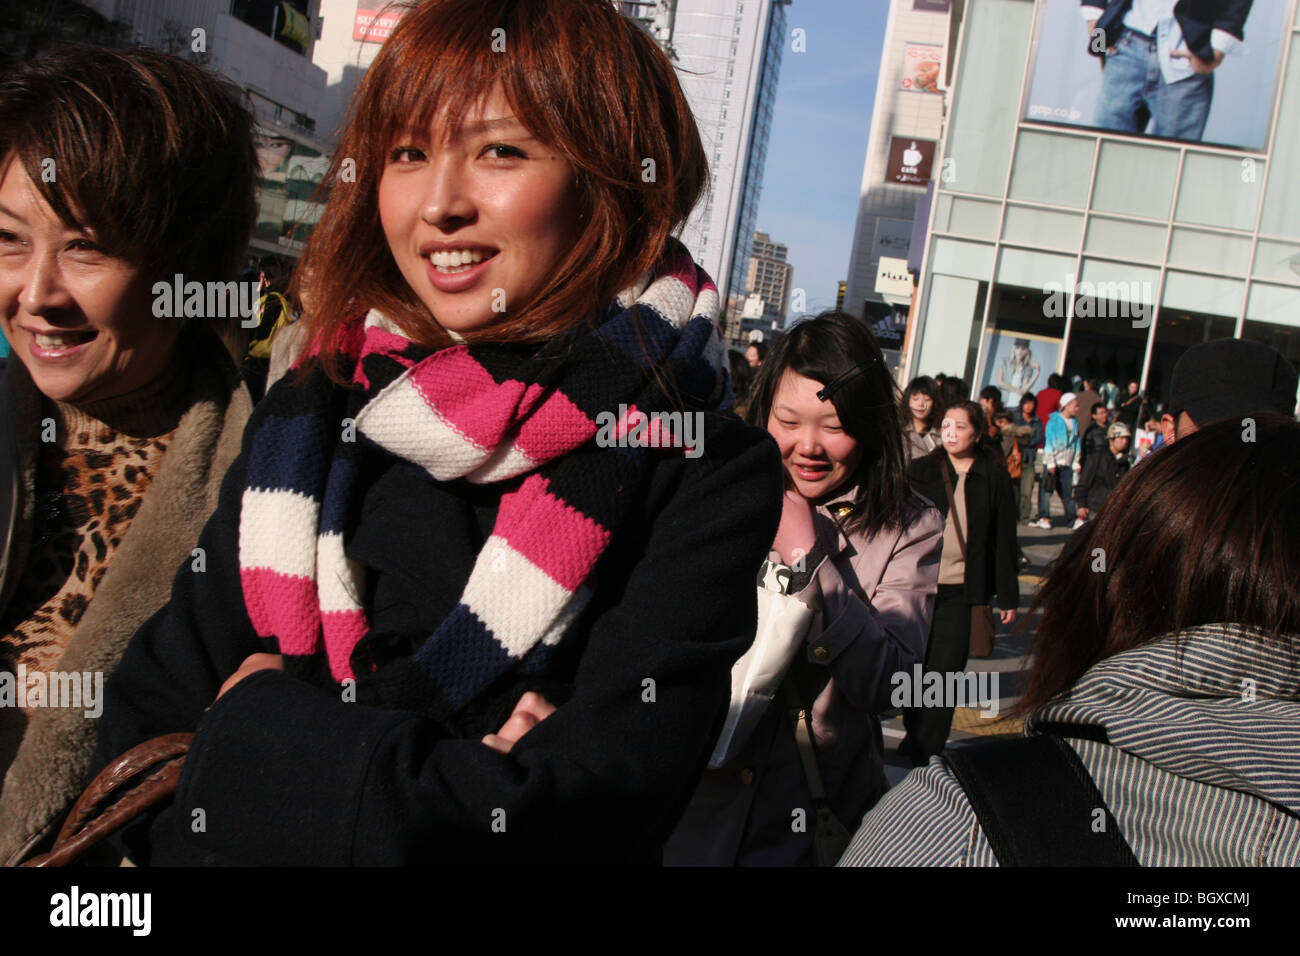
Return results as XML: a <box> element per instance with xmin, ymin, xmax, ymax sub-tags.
<box><xmin>1075</xmin><ymin>448</ymin><xmax>1132</xmax><ymax>511</ymax></box>
<box><xmin>907</xmin><ymin>448</ymin><xmax>1019</xmax><ymax>611</ymax></box>
<box><xmin>1079</xmin><ymin>422</ymin><xmax>1110</xmax><ymax>468</ymax></box>
<box><xmin>93</xmin><ymin>392</ymin><xmax>783</xmax><ymax>865</ymax></box>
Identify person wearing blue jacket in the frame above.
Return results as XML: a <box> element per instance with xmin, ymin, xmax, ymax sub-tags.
<box><xmin>1034</xmin><ymin>392</ymin><xmax>1080</xmax><ymax>529</ymax></box>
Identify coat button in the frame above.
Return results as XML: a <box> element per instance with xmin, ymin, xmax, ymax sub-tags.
<box><xmin>740</xmin><ymin>768</ymin><xmax>755</xmax><ymax>785</ymax></box>
<box><xmin>813</xmin><ymin>645</ymin><xmax>830</xmax><ymax>661</ymax></box>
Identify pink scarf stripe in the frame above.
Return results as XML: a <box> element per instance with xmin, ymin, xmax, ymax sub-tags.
<box><xmin>239</xmin><ymin>567</ymin><xmax>322</xmax><ymax>656</ymax></box>
<box><xmin>493</xmin><ymin>475</ymin><xmax>611</xmax><ymax>591</ymax></box>
<box><xmin>407</xmin><ymin>350</ymin><xmax>542</xmax><ymax>452</ymax></box>
<box><xmin>512</xmin><ymin>388</ymin><xmax>598</xmax><ymax>462</ymax></box>
<box><xmin>321</xmin><ymin>609</ymin><xmax>369</xmax><ymax>681</ymax></box>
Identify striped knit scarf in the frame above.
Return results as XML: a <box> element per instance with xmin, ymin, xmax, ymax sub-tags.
<box><xmin>238</xmin><ymin>243</ymin><xmax>726</xmax><ymax>717</ymax></box>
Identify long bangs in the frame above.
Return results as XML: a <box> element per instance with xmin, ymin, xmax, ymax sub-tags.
<box><xmin>297</xmin><ymin>0</ymin><xmax>706</xmax><ymax>383</ymax></box>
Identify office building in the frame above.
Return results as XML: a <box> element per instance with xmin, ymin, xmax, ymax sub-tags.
<box><xmin>904</xmin><ymin>0</ymin><xmax>1300</xmax><ymax>414</ymax></box>
<box><xmin>842</xmin><ymin>0</ymin><xmax>953</xmax><ymax>360</ymax></box>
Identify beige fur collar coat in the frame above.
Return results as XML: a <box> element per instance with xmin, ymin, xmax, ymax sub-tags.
<box><xmin>0</xmin><ymin>331</ymin><xmax>251</xmax><ymax>865</ymax></box>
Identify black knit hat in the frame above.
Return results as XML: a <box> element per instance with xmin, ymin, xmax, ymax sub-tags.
<box><xmin>1168</xmin><ymin>339</ymin><xmax>1299</xmax><ymax>425</ymax></box>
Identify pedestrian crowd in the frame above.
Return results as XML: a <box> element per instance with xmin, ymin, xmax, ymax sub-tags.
<box><xmin>1</xmin><ymin>0</ymin><xmax>1298</xmax><ymax>869</ymax></box>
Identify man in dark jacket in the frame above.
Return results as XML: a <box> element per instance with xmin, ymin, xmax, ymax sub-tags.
<box><xmin>1074</xmin><ymin>422</ymin><xmax>1132</xmax><ymax>526</ymax></box>
<box><xmin>1082</xmin><ymin>0</ymin><xmax>1252</xmax><ymax>141</ymax></box>
<box><xmin>1078</xmin><ymin>402</ymin><xmax>1110</xmax><ymax>469</ymax></box>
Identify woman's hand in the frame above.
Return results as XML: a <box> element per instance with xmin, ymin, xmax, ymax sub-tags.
<box><xmin>215</xmin><ymin>653</ymin><xmax>284</xmax><ymax>700</ymax></box>
<box><xmin>999</xmin><ymin>609</ymin><xmax>1017</xmax><ymax>626</ymax></box>
<box><xmin>482</xmin><ymin>691</ymin><xmax>556</xmax><ymax>754</ymax></box>
<box><xmin>771</xmin><ymin>488</ymin><xmax>816</xmax><ymax>568</ymax></box>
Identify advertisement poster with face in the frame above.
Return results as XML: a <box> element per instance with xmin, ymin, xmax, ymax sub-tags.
<box><xmin>1024</xmin><ymin>0</ymin><xmax>1291</xmax><ymax>150</ymax></box>
<box><xmin>981</xmin><ymin>330</ymin><xmax>1061</xmax><ymax>410</ymax></box>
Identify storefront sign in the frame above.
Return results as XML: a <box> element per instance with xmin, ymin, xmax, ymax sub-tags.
<box><xmin>886</xmin><ymin>137</ymin><xmax>935</xmax><ymax>186</ymax></box>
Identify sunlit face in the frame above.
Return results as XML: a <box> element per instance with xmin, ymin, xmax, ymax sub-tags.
<box><xmin>908</xmin><ymin>390</ymin><xmax>933</xmax><ymax>422</ymax></box>
<box><xmin>1062</xmin><ymin>398</ymin><xmax>1079</xmax><ymax>418</ymax></box>
<box><xmin>979</xmin><ymin>396</ymin><xmax>995</xmax><ymax>417</ymax></box>
<box><xmin>767</xmin><ymin>370</ymin><xmax>863</xmax><ymax>502</ymax></box>
<box><xmin>1128</xmin><ymin>381</ymin><xmax>1139</xmax><ymax>395</ymax></box>
<box><xmin>378</xmin><ymin>84</ymin><xmax>584</xmax><ymax>336</ymax></box>
<box><xmin>1094</xmin><ymin>407</ymin><xmax>1109</xmax><ymax>426</ymax></box>
<box><xmin>1110</xmin><ymin>434</ymin><xmax>1130</xmax><ymax>454</ymax></box>
<box><xmin>745</xmin><ymin>345</ymin><xmax>761</xmax><ymax>367</ymax></box>
<box><xmin>941</xmin><ymin>408</ymin><xmax>978</xmax><ymax>458</ymax></box>
<box><xmin>0</xmin><ymin>157</ymin><xmax>175</xmax><ymax>404</ymax></box>
<box><xmin>1020</xmin><ymin>397</ymin><xmax>1037</xmax><ymax>418</ymax></box>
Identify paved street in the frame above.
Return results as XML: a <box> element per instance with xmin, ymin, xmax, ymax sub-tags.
<box><xmin>880</xmin><ymin>485</ymin><xmax>1076</xmax><ymax>787</ymax></box>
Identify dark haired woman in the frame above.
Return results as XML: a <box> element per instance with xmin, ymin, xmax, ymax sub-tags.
<box><xmin>844</xmin><ymin>416</ymin><xmax>1300</xmax><ymax>865</ymax></box>
<box><xmin>666</xmin><ymin>310</ymin><xmax>942</xmax><ymax>865</ymax></box>
<box><xmin>897</xmin><ymin>400</ymin><xmax>1018</xmax><ymax>765</ymax></box>
<box><xmin>745</xmin><ymin>340</ymin><xmax>768</xmax><ymax>368</ymax></box>
<box><xmin>728</xmin><ymin>348</ymin><xmax>756</xmax><ymax>420</ymax></box>
<box><xmin>901</xmin><ymin>375</ymin><xmax>943</xmax><ymax>461</ymax></box>
<box><xmin>0</xmin><ymin>47</ymin><xmax>257</xmax><ymax>864</ymax></box>
<box><xmin>94</xmin><ymin>0</ymin><xmax>781</xmax><ymax>865</ymax></box>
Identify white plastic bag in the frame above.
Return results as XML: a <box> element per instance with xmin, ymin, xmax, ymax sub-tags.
<box><xmin>707</xmin><ymin>557</ymin><xmax>816</xmax><ymax>768</ymax></box>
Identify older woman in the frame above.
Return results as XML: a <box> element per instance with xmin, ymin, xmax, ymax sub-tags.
<box><xmin>95</xmin><ymin>0</ymin><xmax>781</xmax><ymax>865</ymax></box>
<box><xmin>0</xmin><ymin>47</ymin><xmax>257</xmax><ymax>863</ymax></box>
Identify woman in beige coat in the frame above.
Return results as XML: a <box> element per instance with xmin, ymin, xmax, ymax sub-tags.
<box><xmin>665</xmin><ymin>311</ymin><xmax>942</xmax><ymax>866</ymax></box>
<box><xmin>0</xmin><ymin>47</ymin><xmax>257</xmax><ymax>863</ymax></box>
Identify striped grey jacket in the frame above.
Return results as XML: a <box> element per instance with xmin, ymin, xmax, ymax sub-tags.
<box><xmin>839</xmin><ymin>624</ymin><xmax>1300</xmax><ymax>866</ymax></box>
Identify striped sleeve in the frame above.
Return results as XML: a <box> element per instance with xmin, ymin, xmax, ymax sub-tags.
<box><xmin>837</xmin><ymin>759</ymin><xmax>999</xmax><ymax>866</ymax></box>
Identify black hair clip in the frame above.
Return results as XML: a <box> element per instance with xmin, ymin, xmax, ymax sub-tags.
<box><xmin>817</xmin><ymin>358</ymin><xmax>877</xmax><ymax>401</ymax></box>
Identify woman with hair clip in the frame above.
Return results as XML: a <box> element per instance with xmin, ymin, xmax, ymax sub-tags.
<box><xmin>844</xmin><ymin>415</ymin><xmax>1300</xmax><ymax>866</ymax></box>
<box><xmin>93</xmin><ymin>0</ymin><xmax>782</xmax><ymax>865</ymax></box>
<box><xmin>0</xmin><ymin>46</ymin><xmax>257</xmax><ymax>865</ymax></box>
<box><xmin>901</xmin><ymin>375</ymin><xmax>943</xmax><ymax>461</ymax></box>
<box><xmin>666</xmin><ymin>309</ymin><xmax>942</xmax><ymax>866</ymax></box>
<box><xmin>897</xmin><ymin>399</ymin><xmax>1018</xmax><ymax>765</ymax></box>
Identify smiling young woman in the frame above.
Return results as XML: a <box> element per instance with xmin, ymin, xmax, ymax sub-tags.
<box><xmin>94</xmin><ymin>0</ymin><xmax>783</xmax><ymax>866</ymax></box>
<box><xmin>666</xmin><ymin>311</ymin><xmax>943</xmax><ymax>866</ymax></box>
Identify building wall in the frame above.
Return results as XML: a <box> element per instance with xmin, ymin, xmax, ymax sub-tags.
<box><xmin>671</xmin><ymin>0</ymin><xmax>786</xmax><ymax>335</ymax></box>
<box><xmin>908</xmin><ymin>0</ymin><xmax>1300</xmax><ymax>414</ymax></box>
<box><xmin>843</xmin><ymin>0</ymin><xmax>950</xmax><ymax>320</ymax></box>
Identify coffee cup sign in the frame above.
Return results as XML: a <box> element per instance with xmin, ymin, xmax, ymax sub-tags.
<box><xmin>887</xmin><ymin>136</ymin><xmax>935</xmax><ymax>185</ymax></box>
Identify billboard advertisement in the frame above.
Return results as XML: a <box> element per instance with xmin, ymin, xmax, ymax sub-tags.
<box><xmin>981</xmin><ymin>330</ymin><xmax>1061</xmax><ymax>411</ymax></box>
<box><xmin>901</xmin><ymin>43</ymin><xmax>944</xmax><ymax>94</ymax></box>
<box><xmin>355</xmin><ymin>4</ymin><xmax>405</xmax><ymax>43</ymax></box>
<box><xmin>1024</xmin><ymin>0</ymin><xmax>1291</xmax><ymax>150</ymax></box>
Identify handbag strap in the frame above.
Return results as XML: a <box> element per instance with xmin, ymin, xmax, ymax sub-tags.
<box><xmin>942</xmin><ymin>733</ymin><xmax>1138</xmax><ymax>866</ymax></box>
<box><xmin>21</xmin><ymin>732</ymin><xmax>194</xmax><ymax>867</ymax></box>
<box><xmin>782</xmin><ymin>680</ymin><xmax>830</xmax><ymax>804</ymax></box>
<box><xmin>938</xmin><ymin>458</ymin><xmax>968</xmax><ymax>560</ymax></box>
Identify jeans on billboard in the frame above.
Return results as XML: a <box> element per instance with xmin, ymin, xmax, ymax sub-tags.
<box><xmin>1093</xmin><ymin>29</ymin><xmax>1213</xmax><ymax>141</ymax></box>
<box><xmin>1038</xmin><ymin>466</ymin><xmax>1076</xmax><ymax>525</ymax></box>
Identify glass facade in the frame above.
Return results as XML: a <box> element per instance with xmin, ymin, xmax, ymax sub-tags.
<box><xmin>908</xmin><ymin>0</ymin><xmax>1300</xmax><ymax>412</ymax></box>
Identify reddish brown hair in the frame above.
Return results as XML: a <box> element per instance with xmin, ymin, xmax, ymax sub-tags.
<box><xmin>295</xmin><ymin>0</ymin><xmax>708</xmax><ymax>380</ymax></box>
<box><xmin>1015</xmin><ymin>414</ymin><xmax>1300</xmax><ymax>717</ymax></box>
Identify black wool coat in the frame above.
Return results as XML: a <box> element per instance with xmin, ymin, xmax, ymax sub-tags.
<box><xmin>93</xmin><ymin>394</ymin><xmax>782</xmax><ymax>866</ymax></box>
<box><xmin>907</xmin><ymin>448</ymin><xmax>1019</xmax><ymax>611</ymax></box>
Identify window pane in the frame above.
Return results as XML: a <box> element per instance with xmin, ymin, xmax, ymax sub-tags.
<box><xmin>1252</xmin><ymin>239</ymin><xmax>1300</xmax><ymax>286</ymax></box>
<box><xmin>1162</xmin><ymin>271</ymin><xmax>1244</xmax><ymax>317</ymax></box>
<box><xmin>1091</xmin><ymin>141</ymin><xmax>1178</xmax><ymax>221</ymax></box>
<box><xmin>997</xmin><ymin>247</ymin><xmax>1076</xmax><ymax>290</ymax></box>
<box><xmin>1008</xmin><ymin>130</ymin><xmax>1095</xmax><ymax>207</ymax></box>
<box><xmin>1260</xmin><ymin>36</ymin><xmax>1300</xmax><ymax>240</ymax></box>
<box><xmin>930</xmin><ymin>237</ymin><xmax>996</xmax><ymax>279</ymax></box>
<box><xmin>947</xmin><ymin>198</ymin><xmax>1001</xmax><ymax>239</ymax></box>
<box><xmin>1084</xmin><ymin>217</ymin><xmax>1167</xmax><ymax>263</ymax></box>
<box><xmin>1002</xmin><ymin>205</ymin><xmax>1084</xmax><ymax>251</ymax></box>
<box><xmin>918</xmin><ymin>275</ymin><xmax>986</xmax><ymax>377</ymax></box>
<box><xmin>944</xmin><ymin>0</ymin><xmax>1036</xmax><ymax>197</ymax></box>
<box><xmin>1175</xmin><ymin>153</ymin><xmax>1262</xmax><ymax>232</ymax></box>
<box><xmin>1245</xmin><ymin>282</ymin><xmax>1300</xmax><ymax>328</ymax></box>
<box><xmin>1168</xmin><ymin>229</ymin><xmax>1252</xmax><ymax>276</ymax></box>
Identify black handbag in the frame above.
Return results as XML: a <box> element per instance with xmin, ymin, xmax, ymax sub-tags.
<box><xmin>1041</xmin><ymin>466</ymin><xmax>1058</xmax><ymax>495</ymax></box>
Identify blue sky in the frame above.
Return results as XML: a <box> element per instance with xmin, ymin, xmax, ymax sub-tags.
<box><xmin>753</xmin><ymin>1</ymin><xmax>886</xmax><ymax>323</ymax></box>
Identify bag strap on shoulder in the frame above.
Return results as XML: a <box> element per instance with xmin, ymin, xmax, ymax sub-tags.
<box><xmin>942</xmin><ymin>732</ymin><xmax>1138</xmax><ymax>866</ymax></box>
